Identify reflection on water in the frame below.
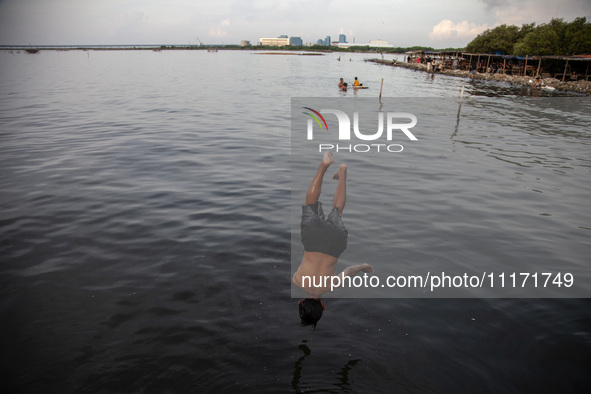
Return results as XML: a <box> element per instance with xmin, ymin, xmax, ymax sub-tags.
<box><xmin>291</xmin><ymin>341</ymin><xmax>360</xmax><ymax>392</ymax></box>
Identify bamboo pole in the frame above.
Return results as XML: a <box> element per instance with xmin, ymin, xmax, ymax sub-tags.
<box><xmin>536</xmin><ymin>58</ymin><xmax>542</xmax><ymax>77</ymax></box>
<box><xmin>523</xmin><ymin>55</ymin><xmax>528</xmax><ymax>76</ymax></box>
<box><xmin>486</xmin><ymin>55</ymin><xmax>491</xmax><ymax>74</ymax></box>
<box><xmin>379</xmin><ymin>78</ymin><xmax>383</xmax><ymax>99</ymax></box>
<box><xmin>562</xmin><ymin>59</ymin><xmax>569</xmax><ymax>82</ymax></box>
<box><xmin>453</xmin><ymin>84</ymin><xmax>465</xmax><ymax>140</ymax></box>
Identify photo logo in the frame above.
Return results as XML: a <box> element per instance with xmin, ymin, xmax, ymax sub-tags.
<box><xmin>302</xmin><ymin>107</ymin><xmax>329</xmax><ymax>132</ymax></box>
<box><xmin>303</xmin><ymin>107</ymin><xmax>418</xmax><ymax>153</ymax></box>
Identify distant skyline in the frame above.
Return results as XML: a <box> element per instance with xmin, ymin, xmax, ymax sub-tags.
<box><xmin>1</xmin><ymin>0</ymin><xmax>589</xmax><ymax>48</ymax></box>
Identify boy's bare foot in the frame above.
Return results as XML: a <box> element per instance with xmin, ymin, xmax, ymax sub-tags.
<box><xmin>321</xmin><ymin>151</ymin><xmax>334</xmax><ymax>168</ymax></box>
<box><xmin>332</xmin><ymin>163</ymin><xmax>347</xmax><ymax>180</ymax></box>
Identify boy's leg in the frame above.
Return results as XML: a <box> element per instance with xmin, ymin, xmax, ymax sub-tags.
<box><xmin>332</xmin><ymin>164</ymin><xmax>347</xmax><ymax>215</ymax></box>
<box><xmin>305</xmin><ymin>151</ymin><xmax>334</xmax><ymax>205</ymax></box>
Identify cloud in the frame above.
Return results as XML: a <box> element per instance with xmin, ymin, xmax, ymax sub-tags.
<box><xmin>488</xmin><ymin>0</ymin><xmax>591</xmax><ymax>26</ymax></box>
<box><xmin>429</xmin><ymin>19</ymin><xmax>489</xmax><ymax>41</ymax></box>
<box><xmin>479</xmin><ymin>0</ymin><xmax>510</xmax><ymax>10</ymax></box>
<box><xmin>208</xmin><ymin>18</ymin><xmax>230</xmax><ymax>38</ymax></box>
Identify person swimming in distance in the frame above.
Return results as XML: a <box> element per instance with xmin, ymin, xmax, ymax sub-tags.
<box><xmin>293</xmin><ymin>152</ymin><xmax>374</xmax><ymax>330</ymax></box>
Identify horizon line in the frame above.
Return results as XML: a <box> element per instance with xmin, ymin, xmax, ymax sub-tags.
<box><xmin>0</xmin><ymin>43</ymin><xmax>464</xmax><ymax>48</ymax></box>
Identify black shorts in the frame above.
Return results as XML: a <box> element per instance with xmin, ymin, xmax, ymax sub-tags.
<box><xmin>301</xmin><ymin>201</ymin><xmax>348</xmax><ymax>258</ymax></box>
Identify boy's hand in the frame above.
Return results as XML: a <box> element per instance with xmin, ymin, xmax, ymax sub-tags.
<box><xmin>361</xmin><ymin>264</ymin><xmax>374</xmax><ymax>273</ymax></box>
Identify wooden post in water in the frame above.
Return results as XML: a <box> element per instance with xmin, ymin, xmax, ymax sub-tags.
<box><xmin>453</xmin><ymin>84</ymin><xmax>465</xmax><ymax>140</ymax></box>
<box><xmin>379</xmin><ymin>78</ymin><xmax>384</xmax><ymax>99</ymax></box>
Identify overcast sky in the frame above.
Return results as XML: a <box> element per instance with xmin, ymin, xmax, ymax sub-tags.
<box><xmin>1</xmin><ymin>0</ymin><xmax>589</xmax><ymax>47</ymax></box>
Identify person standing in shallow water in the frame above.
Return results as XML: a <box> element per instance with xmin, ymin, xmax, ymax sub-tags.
<box><xmin>292</xmin><ymin>151</ymin><xmax>374</xmax><ymax>330</ymax></box>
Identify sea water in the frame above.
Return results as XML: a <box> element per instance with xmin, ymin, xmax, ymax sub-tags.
<box><xmin>1</xmin><ymin>50</ymin><xmax>589</xmax><ymax>392</ymax></box>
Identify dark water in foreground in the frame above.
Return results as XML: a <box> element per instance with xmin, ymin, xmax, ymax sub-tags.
<box><xmin>1</xmin><ymin>50</ymin><xmax>590</xmax><ymax>393</ymax></box>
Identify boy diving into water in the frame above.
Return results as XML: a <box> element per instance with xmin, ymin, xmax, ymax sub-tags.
<box><xmin>292</xmin><ymin>151</ymin><xmax>374</xmax><ymax>329</ymax></box>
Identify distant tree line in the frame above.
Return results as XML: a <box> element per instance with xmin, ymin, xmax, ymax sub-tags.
<box><xmin>465</xmin><ymin>17</ymin><xmax>591</xmax><ymax>56</ymax></box>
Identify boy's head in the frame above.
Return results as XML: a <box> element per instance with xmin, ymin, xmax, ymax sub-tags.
<box><xmin>299</xmin><ymin>298</ymin><xmax>325</xmax><ymax>330</ymax></box>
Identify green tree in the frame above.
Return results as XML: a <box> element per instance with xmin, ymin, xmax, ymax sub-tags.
<box><xmin>513</xmin><ymin>17</ymin><xmax>591</xmax><ymax>55</ymax></box>
<box><xmin>465</xmin><ymin>23</ymin><xmax>535</xmax><ymax>54</ymax></box>
<box><xmin>564</xmin><ymin>17</ymin><xmax>591</xmax><ymax>55</ymax></box>
<box><xmin>514</xmin><ymin>18</ymin><xmax>566</xmax><ymax>55</ymax></box>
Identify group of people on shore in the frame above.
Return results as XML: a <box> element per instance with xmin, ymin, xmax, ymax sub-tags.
<box><xmin>338</xmin><ymin>77</ymin><xmax>362</xmax><ymax>91</ymax></box>
<box><xmin>408</xmin><ymin>55</ymin><xmax>452</xmax><ymax>73</ymax></box>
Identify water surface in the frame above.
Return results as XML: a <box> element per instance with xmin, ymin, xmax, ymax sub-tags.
<box><xmin>1</xmin><ymin>50</ymin><xmax>589</xmax><ymax>393</ymax></box>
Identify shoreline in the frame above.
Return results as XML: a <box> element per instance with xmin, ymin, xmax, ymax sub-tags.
<box><xmin>368</xmin><ymin>58</ymin><xmax>591</xmax><ymax>95</ymax></box>
<box><xmin>254</xmin><ymin>52</ymin><xmax>324</xmax><ymax>56</ymax></box>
